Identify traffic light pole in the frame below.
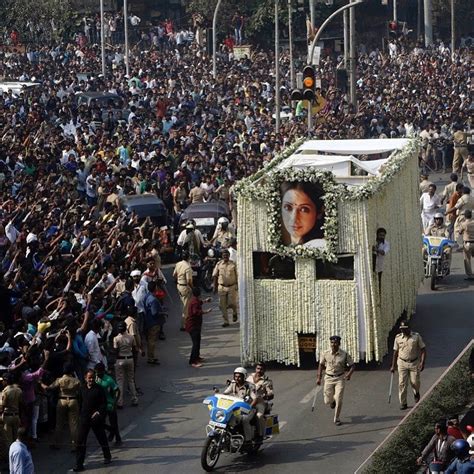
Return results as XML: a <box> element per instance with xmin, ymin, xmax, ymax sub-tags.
<box><xmin>288</xmin><ymin>0</ymin><xmax>295</xmax><ymax>89</ymax></box>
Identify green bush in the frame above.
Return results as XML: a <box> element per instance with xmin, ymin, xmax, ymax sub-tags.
<box><xmin>364</xmin><ymin>350</ymin><xmax>474</xmax><ymax>474</ymax></box>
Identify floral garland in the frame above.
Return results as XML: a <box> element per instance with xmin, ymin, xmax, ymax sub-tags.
<box><xmin>236</xmin><ymin>138</ymin><xmax>420</xmax><ymax>261</ymax></box>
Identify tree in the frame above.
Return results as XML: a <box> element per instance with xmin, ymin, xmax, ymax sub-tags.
<box><xmin>0</xmin><ymin>0</ymin><xmax>78</xmax><ymax>43</ymax></box>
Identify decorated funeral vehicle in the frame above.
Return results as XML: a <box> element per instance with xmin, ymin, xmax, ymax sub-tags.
<box><xmin>236</xmin><ymin>138</ymin><xmax>423</xmax><ymax>366</ymax></box>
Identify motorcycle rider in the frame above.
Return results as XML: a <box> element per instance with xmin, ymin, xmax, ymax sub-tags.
<box><xmin>211</xmin><ymin>218</ymin><xmax>234</xmax><ymax>249</ymax></box>
<box><xmin>246</xmin><ymin>362</ymin><xmax>274</xmax><ymax>441</ymax></box>
<box><xmin>426</xmin><ymin>213</ymin><xmax>450</xmax><ymax>238</ymax></box>
<box><xmin>425</xmin><ymin>213</ymin><xmax>452</xmax><ymax>270</ymax></box>
<box><xmin>445</xmin><ymin>439</ymin><xmax>474</xmax><ymax>473</ymax></box>
<box><xmin>222</xmin><ymin>367</ymin><xmax>257</xmax><ymax>443</ymax></box>
<box><xmin>177</xmin><ymin>220</ymin><xmax>206</xmax><ymax>257</ymax></box>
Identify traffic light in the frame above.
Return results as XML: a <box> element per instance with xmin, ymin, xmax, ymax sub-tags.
<box><xmin>302</xmin><ymin>65</ymin><xmax>316</xmax><ymax>101</ymax></box>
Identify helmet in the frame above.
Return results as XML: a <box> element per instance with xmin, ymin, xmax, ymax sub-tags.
<box><xmin>217</xmin><ymin>217</ymin><xmax>229</xmax><ymax>225</ymax></box>
<box><xmin>434</xmin><ymin>213</ymin><xmax>444</xmax><ymax>219</ymax></box>
<box><xmin>452</xmin><ymin>439</ymin><xmax>470</xmax><ymax>458</ymax></box>
<box><xmin>233</xmin><ymin>367</ymin><xmax>247</xmax><ymax>377</ymax></box>
<box><xmin>467</xmin><ymin>433</ymin><xmax>474</xmax><ymax>455</ymax></box>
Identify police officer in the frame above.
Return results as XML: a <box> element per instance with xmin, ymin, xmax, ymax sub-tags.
<box><xmin>458</xmin><ymin>209</ymin><xmax>474</xmax><ymax>279</ymax></box>
<box><xmin>42</xmin><ymin>363</ymin><xmax>81</xmax><ymax>449</ymax></box>
<box><xmin>212</xmin><ymin>249</ymin><xmax>238</xmax><ymax>327</ymax></box>
<box><xmin>173</xmin><ymin>251</ymin><xmax>193</xmax><ymax>331</ymax></box>
<box><xmin>426</xmin><ymin>213</ymin><xmax>450</xmax><ymax>237</ymax></box>
<box><xmin>222</xmin><ymin>367</ymin><xmax>257</xmax><ymax>442</ymax></box>
<box><xmin>390</xmin><ymin>320</ymin><xmax>426</xmax><ymax>410</ymax></box>
<box><xmin>113</xmin><ymin>321</ymin><xmax>138</xmax><ymax>408</ymax></box>
<box><xmin>317</xmin><ymin>336</ymin><xmax>355</xmax><ymax>426</ymax></box>
<box><xmin>247</xmin><ymin>362</ymin><xmax>274</xmax><ymax>441</ymax></box>
<box><xmin>0</xmin><ymin>373</ymin><xmax>22</xmax><ymax>444</ymax></box>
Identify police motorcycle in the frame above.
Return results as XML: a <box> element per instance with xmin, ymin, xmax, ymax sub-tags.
<box><xmin>201</xmin><ymin>367</ymin><xmax>279</xmax><ymax>472</ymax></box>
<box><xmin>422</xmin><ymin>215</ymin><xmax>454</xmax><ymax>290</ymax></box>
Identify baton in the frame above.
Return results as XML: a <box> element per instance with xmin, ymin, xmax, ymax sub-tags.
<box><xmin>311</xmin><ymin>386</ymin><xmax>320</xmax><ymax>412</ymax></box>
<box><xmin>388</xmin><ymin>372</ymin><xmax>394</xmax><ymax>404</ymax></box>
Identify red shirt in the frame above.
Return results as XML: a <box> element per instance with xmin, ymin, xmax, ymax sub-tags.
<box><xmin>447</xmin><ymin>426</ymin><xmax>464</xmax><ymax>440</ymax></box>
<box><xmin>186</xmin><ymin>296</ymin><xmax>203</xmax><ymax>332</ymax></box>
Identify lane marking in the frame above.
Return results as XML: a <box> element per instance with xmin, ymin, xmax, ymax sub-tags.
<box><xmin>300</xmin><ymin>386</ymin><xmax>321</xmax><ymax>404</ymax></box>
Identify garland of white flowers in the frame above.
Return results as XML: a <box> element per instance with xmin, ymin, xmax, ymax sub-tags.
<box><xmin>236</xmin><ymin>138</ymin><xmax>420</xmax><ymax>262</ymax></box>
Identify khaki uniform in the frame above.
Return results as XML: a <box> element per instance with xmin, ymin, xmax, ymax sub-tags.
<box><xmin>459</xmin><ymin>218</ymin><xmax>474</xmax><ymax>276</ymax></box>
<box><xmin>125</xmin><ymin>315</ymin><xmax>142</xmax><ymax>371</ymax></box>
<box><xmin>394</xmin><ymin>332</ymin><xmax>426</xmax><ymax>405</ymax></box>
<box><xmin>464</xmin><ymin>158</ymin><xmax>474</xmax><ymax>189</ymax></box>
<box><xmin>212</xmin><ymin>230</ymin><xmax>233</xmax><ymax>248</ymax></box>
<box><xmin>247</xmin><ymin>374</ymin><xmax>274</xmax><ymax>436</ymax></box>
<box><xmin>212</xmin><ymin>259</ymin><xmax>238</xmax><ymax>324</ymax></box>
<box><xmin>454</xmin><ymin>195</ymin><xmax>474</xmax><ymax>243</ymax></box>
<box><xmin>113</xmin><ymin>332</ymin><xmax>138</xmax><ymax>406</ymax></box>
<box><xmin>442</xmin><ymin>181</ymin><xmax>457</xmax><ymax>204</ymax></box>
<box><xmin>0</xmin><ymin>384</ymin><xmax>22</xmax><ymax>444</ymax></box>
<box><xmin>320</xmin><ymin>349</ymin><xmax>354</xmax><ymax>422</ymax></box>
<box><xmin>426</xmin><ymin>224</ymin><xmax>449</xmax><ymax>238</ymax></box>
<box><xmin>223</xmin><ymin>381</ymin><xmax>256</xmax><ymax>441</ymax></box>
<box><xmin>189</xmin><ymin>186</ymin><xmax>206</xmax><ymax>203</ymax></box>
<box><xmin>49</xmin><ymin>374</ymin><xmax>81</xmax><ymax>446</ymax></box>
<box><xmin>173</xmin><ymin>260</ymin><xmax>193</xmax><ymax>327</ymax></box>
<box><xmin>452</xmin><ymin>130</ymin><xmax>468</xmax><ymax>173</ymax></box>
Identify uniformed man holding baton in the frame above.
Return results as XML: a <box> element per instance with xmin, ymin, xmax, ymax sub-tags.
<box><xmin>390</xmin><ymin>320</ymin><xmax>426</xmax><ymax>410</ymax></box>
<box><xmin>316</xmin><ymin>335</ymin><xmax>355</xmax><ymax>426</ymax></box>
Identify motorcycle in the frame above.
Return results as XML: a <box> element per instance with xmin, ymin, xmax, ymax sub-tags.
<box><xmin>201</xmin><ymin>393</ymin><xmax>279</xmax><ymax>472</ymax></box>
<box><xmin>422</xmin><ymin>235</ymin><xmax>454</xmax><ymax>290</ymax></box>
<box><xmin>201</xmin><ymin>246</ymin><xmax>221</xmax><ymax>293</ymax></box>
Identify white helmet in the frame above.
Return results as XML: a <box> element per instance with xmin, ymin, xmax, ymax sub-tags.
<box><xmin>434</xmin><ymin>213</ymin><xmax>444</xmax><ymax>219</ymax></box>
<box><xmin>233</xmin><ymin>367</ymin><xmax>247</xmax><ymax>377</ymax></box>
<box><xmin>218</xmin><ymin>217</ymin><xmax>229</xmax><ymax>225</ymax></box>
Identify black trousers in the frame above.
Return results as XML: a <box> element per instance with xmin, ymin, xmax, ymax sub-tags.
<box><xmin>76</xmin><ymin>418</ymin><xmax>111</xmax><ymax>468</ymax></box>
<box><xmin>189</xmin><ymin>330</ymin><xmax>201</xmax><ymax>364</ymax></box>
<box><xmin>105</xmin><ymin>409</ymin><xmax>121</xmax><ymax>442</ymax></box>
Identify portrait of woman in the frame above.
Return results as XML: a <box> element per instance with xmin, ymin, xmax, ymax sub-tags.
<box><xmin>280</xmin><ymin>181</ymin><xmax>326</xmax><ymax>248</ymax></box>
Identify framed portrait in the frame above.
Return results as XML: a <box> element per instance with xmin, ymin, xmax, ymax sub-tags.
<box><xmin>280</xmin><ymin>181</ymin><xmax>326</xmax><ymax>249</ymax></box>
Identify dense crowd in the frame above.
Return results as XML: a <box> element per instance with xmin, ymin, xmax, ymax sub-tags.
<box><xmin>0</xmin><ymin>17</ymin><xmax>472</xmax><ymax>470</ymax></box>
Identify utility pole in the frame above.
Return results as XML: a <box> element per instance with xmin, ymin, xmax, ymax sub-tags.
<box><xmin>275</xmin><ymin>0</ymin><xmax>281</xmax><ymax>134</ymax></box>
<box><xmin>417</xmin><ymin>0</ymin><xmax>421</xmax><ymax>40</ymax></box>
<box><xmin>123</xmin><ymin>0</ymin><xmax>130</xmax><ymax>77</ymax></box>
<box><xmin>349</xmin><ymin>0</ymin><xmax>357</xmax><ymax>109</ymax></box>
<box><xmin>423</xmin><ymin>0</ymin><xmax>433</xmax><ymax>47</ymax></box>
<box><xmin>288</xmin><ymin>0</ymin><xmax>295</xmax><ymax>89</ymax></box>
<box><xmin>100</xmin><ymin>0</ymin><xmax>105</xmax><ymax>77</ymax></box>
<box><xmin>393</xmin><ymin>0</ymin><xmax>397</xmax><ymax>22</ymax></box>
<box><xmin>450</xmin><ymin>0</ymin><xmax>455</xmax><ymax>61</ymax></box>
<box><xmin>309</xmin><ymin>0</ymin><xmax>316</xmax><ymax>29</ymax></box>
<box><xmin>212</xmin><ymin>0</ymin><xmax>222</xmax><ymax>79</ymax></box>
<box><xmin>343</xmin><ymin>9</ymin><xmax>349</xmax><ymax>68</ymax></box>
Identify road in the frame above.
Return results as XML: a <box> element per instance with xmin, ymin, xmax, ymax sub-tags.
<box><xmin>32</xmin><ymin>178</ymin><xmax>474</xmax><ymax>474</ymax></box>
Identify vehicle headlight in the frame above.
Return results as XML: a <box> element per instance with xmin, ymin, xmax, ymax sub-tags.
<box><xmin>430</xmin><ymin>248</ymin><xmax>438</xmax><ymax>255</ymax></box>
<box><xmin>215</xmin><ymin>410</ymin><xmax>226</xmax><ymax>422</ymax></box>
<box><xmin>208</xmin><ymin>248</ymin><xmax>215</xmax><ymax>258</ymax></box>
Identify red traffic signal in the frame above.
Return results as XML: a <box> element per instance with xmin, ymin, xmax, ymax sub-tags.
<box><xmin>303</xmin><ymin>65</ymin><xmax>316</xmax><ymax>101</ymax></box>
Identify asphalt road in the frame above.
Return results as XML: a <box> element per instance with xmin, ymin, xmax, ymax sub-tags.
<box><xmin>31</xmin><ymin>176</ymin><xmax>474</xmax><ymax>474</ymax></box>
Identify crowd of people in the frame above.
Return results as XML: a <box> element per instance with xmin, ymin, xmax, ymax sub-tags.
<box><xmin>0</xmin><ymin>11</ymin><xmax>472</xmax><ymax>471</ymax></box>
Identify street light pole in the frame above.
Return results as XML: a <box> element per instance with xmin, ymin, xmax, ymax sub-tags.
<box><xmin>212</xmin><ymin>0</ymin><xmax>222</xmax><ymax>79</ymax></box>
<box><xmin>288</xmin><ymin>0</ymin><xmax>295</xmax><ymax>89</ymax></box>
<box><xmin>275</xmin><ymin>0</ymin><xmax>281</xmax><ymax>134</ymax></box>
<box><xmin>393</xmin><ymin>0</ymin><xmax>397</xmax><ymax>22</ymax></box>
<box><xmin>349</xmin><ymin>0</ymin><xmax>357</xmax><ymax>109</ymax></box>
<box><xmin>343</xmin><ymin>9</ymin><xmax>349</xmax><ymax>68</ymax></box>
<box><xmin>309</xmin><ymin>0</ymin><xmax>315</xmax><ymax>29</ymax></box>
<box><xmin>423</xmin><ymin>0</ymin><xmax>433</xmax><ymax>47</ymax></box>
<box><xmin>123</xmin><ymin>0</ymin><xmax>130</xmax><ymax>76</ymax></box>
<box><xmin>100</xmin><ymin>0</ymin><xmax>106</xmax><ymax>77</ymax></box>
<box><xmin>450</xmin><ymin>0</ymin><xmax>455</xmax><ymax>61</ymax></box>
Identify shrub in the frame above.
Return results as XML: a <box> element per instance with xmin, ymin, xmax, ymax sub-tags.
<box><xmin>364</xmin><ymin>349</ymin><xmax>473</xmax><ymax>474</ymax></box>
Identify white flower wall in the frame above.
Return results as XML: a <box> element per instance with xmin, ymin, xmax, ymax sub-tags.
<box><xmin>237</xmin><ymin>140</ymin><xmax>423</xmax><ymax>366</ymax></box>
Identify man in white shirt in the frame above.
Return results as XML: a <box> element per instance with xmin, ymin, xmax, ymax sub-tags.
<box><xmin>84</xmin><ymin>319</ymin><xmax>106</xmax><ymax>369</ymax></box>
<box><xmin>9</xmin><ymin>428</ymin><xmax>34</xmax><ymax>474</ymax></box>
<box><xmin>374</xmin><ymin>228</ymin><xmax>390</xmax><ymax>291</ymax></box>
<box><xmin>420</xmin><ymin>184</ymin><xmax>441</xmax><ymax>232</ymax></box>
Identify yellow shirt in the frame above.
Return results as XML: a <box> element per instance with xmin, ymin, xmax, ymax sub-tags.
<box><xmin>320</xmin><ymin>349</ymin><xmax>354</xmax><ymax>376</ymax></box>
<box><xmin>394</xmin><ymin>332</ymin><xmax>425</xmax><ymax>361</ymax></box>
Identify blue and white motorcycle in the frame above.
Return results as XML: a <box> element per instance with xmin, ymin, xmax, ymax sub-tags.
<box><xmin>422</xmin><ymin>235</ymin><xmax>454</xmax><ymax>290</ymax></box>
<box><xmin>201</xmin><ymin>393</ymin><xmax>279</xmax><ymax>471</ymax></box>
